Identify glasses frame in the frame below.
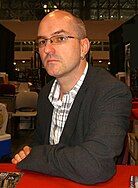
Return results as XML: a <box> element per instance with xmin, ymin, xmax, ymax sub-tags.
<box><xmin>35</xmin><ymin>35</ymin><xmax>79</xmax><ymax>48</ymax></box>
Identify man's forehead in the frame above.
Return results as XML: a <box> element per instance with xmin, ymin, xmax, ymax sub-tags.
<box><xmin>39</xmin><ymin>17</ymin><xmax>74</xmax><ymax>31</ymax></box>
<box><xmin>38</xmin><ymin>11</ymin><xmax>76</xmax><ymax>36</ymax></box>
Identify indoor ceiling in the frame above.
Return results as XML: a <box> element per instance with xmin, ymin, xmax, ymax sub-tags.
<box><xmin>0</xmin><ymin>0</ymin><xmax>137</xmax><ymax>21</ymax></box>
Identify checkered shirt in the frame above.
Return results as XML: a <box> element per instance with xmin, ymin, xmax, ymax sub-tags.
<box><xmin>48</xmin><ymin>63</ymin><xmax>88</xmax><ymax>145</ymax></box>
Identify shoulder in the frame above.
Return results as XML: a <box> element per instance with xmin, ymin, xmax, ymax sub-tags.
<box><xmin>87</xmin><ymin>66</ymin><xmax>117</xmax><ymax>82</ymax></box>
<box><xmin>87</xmin><ymin>66</ymin><xmax>126</xmax><ymax>87</ymax></box>
<box><xmin>85</xmin><ymin>66</ymin><xmax>131</xmax><ymax>98</ymax></box>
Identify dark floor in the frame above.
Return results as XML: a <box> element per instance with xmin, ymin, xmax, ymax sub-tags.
<box><xmin>0</xmin><ymin>129</ymin><xmax>34</xmax><ymax>163</ymax></box>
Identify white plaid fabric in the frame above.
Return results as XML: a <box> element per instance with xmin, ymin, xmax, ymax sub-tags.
<box><xmin>48</xmin><ymin>63</ymin><xmax>88</xmax><ymax>145</ymax></box>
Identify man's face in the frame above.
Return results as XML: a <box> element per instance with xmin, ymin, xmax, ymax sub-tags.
<box><xmin>38</xmin><ymin>12</ymin><xmax>85</xmax><ymax>79</ymax></box>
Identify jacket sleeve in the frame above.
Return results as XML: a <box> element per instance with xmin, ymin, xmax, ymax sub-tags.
<box><xmin>17</xmin><ymin>81</ymin><xmax>132</xmax><ymax>185</ymax></box>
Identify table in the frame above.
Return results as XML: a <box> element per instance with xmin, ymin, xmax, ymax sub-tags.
<box><xmin>0</xmin><ymin>164</ymin><xmax>138</xmax><ymax>188</ymax></box>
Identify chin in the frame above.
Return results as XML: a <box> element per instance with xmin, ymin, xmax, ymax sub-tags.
<box><xmin>47</xmin><ymin>69</ymin><xmax>62</xmax><ymax>78</ymax></box>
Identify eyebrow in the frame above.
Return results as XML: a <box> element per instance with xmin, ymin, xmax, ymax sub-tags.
<box><xmin>37</xmin><ymin>29</ymin><xmax>70</xmax><ymax>39</ymax></box>
<box><xmin>52</xmin><ymin>29</ymin><xmax>68</xmax><ymax>35</ymax></box>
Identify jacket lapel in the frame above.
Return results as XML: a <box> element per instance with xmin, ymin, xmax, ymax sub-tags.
<box><xmin>59</xmin><ymin>65</ymin><xmax>94</xmax><ymax>144</ymax></box>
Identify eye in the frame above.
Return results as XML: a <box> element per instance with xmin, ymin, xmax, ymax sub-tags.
<box><xmin>36</xmin><ymin>39</ymin><xmax>46</xmax><ymax>47</ymax></box>
<box><xmin>53</xmin><ymin>36</ymin><xmax>67</xmax><ymax>43</ymax></box>
<box><xmin>38</xmin><ymin>39</ymin><xmax>46</xmax><ymax>46</ymax></box>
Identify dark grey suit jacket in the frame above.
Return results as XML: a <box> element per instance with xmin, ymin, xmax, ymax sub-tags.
<box><xmin>17</xmin><ymin>65</ymin><xmax>132</xmax><ymax>185</ymax></box>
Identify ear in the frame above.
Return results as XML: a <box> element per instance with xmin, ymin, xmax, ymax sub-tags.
<box><xmin>80</xmin><ymin>38</ymin><xmax>90</xmax><ymax>59</ymax></box>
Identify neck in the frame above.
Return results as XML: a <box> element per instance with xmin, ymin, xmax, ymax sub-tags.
<box><xmin>58</xmin><ymin>60</ymin><xmax>87</xmax><ymax>98</ymax></box>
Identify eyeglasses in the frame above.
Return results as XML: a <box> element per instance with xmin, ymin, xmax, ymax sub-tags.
<box><xmin>36</xmin><ymin>35</ymin><xmax>78</xmax><ymax>48</ymax></box>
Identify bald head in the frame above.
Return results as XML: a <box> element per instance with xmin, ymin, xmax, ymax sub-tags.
<box><xmin>38</xmin><ymin>10</ymin><xmax>87</xmax><ymax>39</ymax></box>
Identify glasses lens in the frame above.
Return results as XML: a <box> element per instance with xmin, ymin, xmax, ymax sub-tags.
<box><xmin>52</xmin><ymin>35</ymin><xmax>67</xmax><ymax>44</ymax></box>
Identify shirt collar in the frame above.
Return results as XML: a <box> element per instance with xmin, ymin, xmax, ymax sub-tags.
<box><xmin>49</xmin><ymin>62</ymin><xmax>88</xmax><ymax>105</ymax></box>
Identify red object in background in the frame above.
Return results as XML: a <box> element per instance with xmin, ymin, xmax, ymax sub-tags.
<box><xmin>131</xmin><ymin>99</ymin><xmax>138</xmax><ymax>120</ymax></box>
<box><xmin>132</xmin><ymin>98</ymin><xmax>138</xmax><ymax>102</ymax></box>
<box><xmin>132</xmin><ymin>101</ymin><xmax>138</xmax><ymax>109</ymax></box>
<box><xmin>131</xmin><ymin>109</ymin><xmax>138</xmax><ymax>120</ymax></box>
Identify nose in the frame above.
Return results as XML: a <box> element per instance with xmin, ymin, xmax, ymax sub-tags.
<box><xmin>43</xmin><ymin>43</ymin><xmax>55</xmax><ymax>55</ymax></box>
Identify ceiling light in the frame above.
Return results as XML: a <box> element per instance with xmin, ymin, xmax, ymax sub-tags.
<box><xmin>43</xmin><ymin>4</ymin><xmax>47</xmax><ymax>8</ymax></box>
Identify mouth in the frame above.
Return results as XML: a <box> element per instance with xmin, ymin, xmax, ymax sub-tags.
<box><xmin>46</xmin><ymin>59</ymin><xmax>60</xmax><ymax>65</ymax></box>
<box><xmin>42</xmin><ymin>55</ymin><xmax>61</xmax><ymax>66</ymax></box>
<box><xmin>47</xmin><ymin>59</ymin><xmax>58</xmax><ymax>62</ymax></box>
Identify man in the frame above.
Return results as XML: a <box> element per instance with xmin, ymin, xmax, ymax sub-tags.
<box><xmin>12</xmin><ymin>10</ymin><xmax>132</xmax><ymax>185</ymax></box>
